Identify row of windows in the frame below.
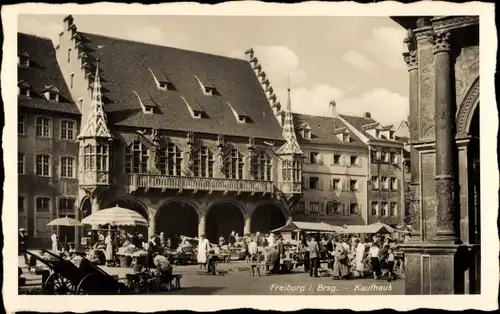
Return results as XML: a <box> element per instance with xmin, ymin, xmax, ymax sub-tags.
<box><xmin>19</xmin><ymin>196</ymin><xmax>76</xmax><ymax>237</ymax></box>
<box><xmin>295</xmin><ymin>201</ymin><xmax>360</xmax><ymax>216</ymax></box>
<box><xmin>299</xmin><ymin>129</ymin><xmax>353</xmax><ymax>143</ymax></box>
<box><xmin>18</xmin><ymin>153</ymin><xmax>76</xmax><ymax>178</ymax></box>
<box><xmin>302</xmin><ymin>176</ymin><xmax>361</xmax><ymax>192</ymax></box>
<box><xmin>304</xmin><ymin>152</ymin><xmax>361</xmax><ymax>167</ymax></box>
<box><xmin>18</xmin><ymin>115</ymin><xmax>76</xmax><ymax>140</ymax></box>
<box><xmin>371</xmin><ymin>150</ymin><xmax>399</xmax><ymax>164</ymax></box>
<box><xmin>371</xmin><ymin>176</ymin><xmax>399</xmax><ymax>191</ymax></box>
<box><xmin>125</xmin><ymin>141</ymin><xmax>273</xmax><ymax>180</ymax></box>
<box><xmin>371</xmin><ymin>202</ymin><xmax>398</xmax><ymax>217</ymax></box>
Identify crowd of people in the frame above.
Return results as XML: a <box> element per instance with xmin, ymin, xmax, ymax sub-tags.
<box><xmin>301</xmin><ymin>233</ymin><xmax>401</xmax><ymax>282</ymax></box>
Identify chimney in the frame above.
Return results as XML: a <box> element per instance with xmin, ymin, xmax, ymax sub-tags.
<box><xmin>364</xmin><ymin>112</ymin><xmax>372</xmax><ymax>119</ymax></box>
<box><xmin>329</xmin><ymin>100</ymin><xmax>337</xmax><ymax>118</ymax></box>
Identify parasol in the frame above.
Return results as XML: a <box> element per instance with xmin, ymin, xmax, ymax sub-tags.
<box><xmin>81</xmin><ymin>205</ymin><xmax>149</xmax><ymax>227</ymax></box>
<box><xmin>47</xmin><ymin>216</ymin><xmax>82</xmax><ymax>251</ymax></box>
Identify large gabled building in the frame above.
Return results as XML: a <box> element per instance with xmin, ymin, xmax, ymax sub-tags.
<box><xmin>18</xmin><ymin>32</ymin><xmax>81</xmax><ymax>248</ymax></box>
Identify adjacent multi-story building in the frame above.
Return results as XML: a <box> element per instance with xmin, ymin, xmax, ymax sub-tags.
<box><xmin>339</xmin><ymin>113</ymin><xmax>405</xmax><ymax>226</ymax></box>
<box><xmin>18</xmin><ymin>33</ymin><xmax>81</xmax><ymax>248</ymax></box>
<box><xmin>291</xmin><ymin>103</ymin><xmax>369</xmax><ymax>226</ymax></box>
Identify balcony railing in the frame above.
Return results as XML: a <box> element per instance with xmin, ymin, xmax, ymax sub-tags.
<box><xmin>128</xmin><ymin>174</ymin><xmax>274</xmax><ymax>194</ymax></box>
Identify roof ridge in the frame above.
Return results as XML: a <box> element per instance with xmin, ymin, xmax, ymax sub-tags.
<box><xmin>293</xmin><ymin>112</ymin><xmax>338</xmax><ymax>120</ymax></box>
<box><xmin>79</xmin><ymin>31</ymin><xmax>247</xmax><ymax>62</ymax></box>
<box><xmin>18</xmin><ymin>32</ymin><xmax>53</xmax><ymax>42</ymax></box>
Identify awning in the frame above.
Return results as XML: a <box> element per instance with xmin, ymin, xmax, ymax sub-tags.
<box><xmin>340</xmin><ymin>221</ymin><xmax>394</xmax><ymax>234</ymax></box>
<box><xmin>271</xmin><ymin>221</ymin><xmax>344</xmax><ymax>233</ymax></box>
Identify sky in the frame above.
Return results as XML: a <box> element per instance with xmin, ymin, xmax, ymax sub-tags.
<box><xmin>18</xmin><ymin>14</ymin><xmax>409</xmax><ymax>126</ymax></box>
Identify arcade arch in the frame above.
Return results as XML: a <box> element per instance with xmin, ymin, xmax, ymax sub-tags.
<box><xmin>251</xmin><ymin>203</ymin><xmax>287</xmax><ymax>234</ymax></box>
<box><xmin>206</xmin><ymin>201</ymin><xmax>245</xmax><ymax>243</ymax></box>
<box><xmin>155</xmin><ymin>199</ymin><xmax>199</xmax><ymax>240</ymax></box>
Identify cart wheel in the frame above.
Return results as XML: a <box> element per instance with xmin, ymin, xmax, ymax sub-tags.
<box><xmin>76</xmin><ymin>273</ymin><xmax>100</xmax><ymax>295</ymax></box>
<box><xmin>43</xmin><ymin>273</ymin><xmax>76</xmax><ymax>295</ymax></box>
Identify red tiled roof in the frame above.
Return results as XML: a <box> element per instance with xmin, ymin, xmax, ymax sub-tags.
<box><xmin>292</xmin><ymin>113</ymin><xmax>366</xmax><ymax>147</ymax></box>
<box><xmin>78</xmin><ymin>32</ymin><xmax>284</xmax><ymax>141</ymax></box>
<box><xmin>17</xmin><ymin>33</ymin><xmax>79</xmax><ymax>115</ymax></box>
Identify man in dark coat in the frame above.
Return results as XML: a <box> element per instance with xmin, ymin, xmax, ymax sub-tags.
<box><xmin>18</xmin><ymin>228</ymin><xmax>29</xmax><ymax>265</ymax></box>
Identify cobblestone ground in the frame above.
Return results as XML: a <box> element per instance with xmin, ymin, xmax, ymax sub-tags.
<box><xmin>19</xmin><ymin>256</ymin><xmax>404</xmax><ymax>295</ymax></box>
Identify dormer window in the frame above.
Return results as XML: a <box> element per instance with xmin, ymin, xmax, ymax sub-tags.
<box><xmin>43</xmin><ymin>86</ymin><xmax>60</xmax><ymax>102</ymax></box>
<box><xmin>148</xmin><ymin>68</ymin><xmax>175</xmax><ymax>91</ymax></box>
<box><xmin>133</xmin><ymin>91</ymin><xmax>157</xmax><ymax>114</ymax></box>
<box><xmin>226</xmin><ymin>102</ymin><xmax>250</xmax><ymax>124</ymax></box>
<box><xmin>343</xmin><ymin>133</ymin><xmax>351</xmax><ymax>143</ymax></box>
<box><xmin>18</xmin><ymin>52</ymin><xmax>30</xmax><ymax>67</ymax></box>
<box><xmin>18</xmin><ymin>81</ymin><xmax>31</xmax><ymax>97</ymax></box>
<box><xmin>181</xmin><ymin>96</ymin><xmax>205</xmax><ymax>119</ymax></box>
<box><xmin>389</xmin><ymin>130</ymin><xmax>395</xmax><ymax>139</ymax></box>
<box><xmin>194</xmin><ymin>75</ymin><xmax>217</xmax><ymax>96</ymax></box>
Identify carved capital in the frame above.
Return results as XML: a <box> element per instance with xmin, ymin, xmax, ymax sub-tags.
<box><xmin>403</xmin><ymin>50</ymin><xmax>419</xmax><ymax>71</ymax></box>
<box><xmin>403</xmin><ymin>29</ymin><xmax>417</xmax><ymax>52</ymax></box>
<box><xmin>429</xmin><ymin>31</ymin><xmax>451</xmax><ymax>54</ymax></box>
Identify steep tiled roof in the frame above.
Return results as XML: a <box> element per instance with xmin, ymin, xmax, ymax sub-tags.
<box><xmin>339</xmin><ymin>114</ymin><xmax>400</xmax><ymax>144</ymax></box>
<box><xmin>17</xmin><ymin>33</ymin><xmax>79</xmax><ymax>115</ymax></box>
<box><xmin>292</xmin><ymin>113</ymin><xmax>366</xmax><ymax>148</ymax></box>
<box><xmin>78</xmin><ymin>32</ymin><xmax>285</xmax><ymax>141</ymax></box>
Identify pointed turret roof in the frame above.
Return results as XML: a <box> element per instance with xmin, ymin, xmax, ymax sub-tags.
<box><xmin>78</xmin><ymin>61</ymin><xmax>113</xmax><ymax>140</ymax></box>
<box><xmin>276</xmin><ymin>88</ymin><xmax>303</xmax><ymax>155</ymax></box>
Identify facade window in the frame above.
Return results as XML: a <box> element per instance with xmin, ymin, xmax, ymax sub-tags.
<box><xmin>381</xmin><ymin>152</ymin><xmax>389</xmax><ymax>163</ymax></box>
<box><xmin>61</xmin><ymin>157</ymin><xmax>75</xmax><ymax>178</ymax></box>
<box><xmin>381</xmin><ymin>177</ymin><xmax>389</xmax><ymax>190</ymax></box>
<box><xmin>61</xmin><ymin>120</ymin><xmax>75</xmax><ymax>140</ymax></box>
<box><xmin>391</xmin><ymin>152</ymin><xmax>398</xmax><ymax>164</ymax></box>
<box><xmin>350</xmin><ymin>155</ymin><xmax>359</xmax><ymax>167</ymax></box>
<box><xmin>251</xmin><ymin>152</ymin><xmax>272</xmax><ymax>181</ymax></box>
<box><xmin>390</xmin><ymin>202</ymin><xmax>398</xmax><ymax>216</ymax></box>
<box><xmin>309</xmin><ymin>176</ymin><xmax>320</xmax><ymax>190</ymax></box>
<box><xmin>331</xmin><ymin>178</ymin><xmax>341</xmax><ymax>191</ymax></box>
<box><xmin>18</xmin><ymin>114</ymin><xmax>26</xmax><ymax>135</ymax></box>
<box><xmin>295</xmin><ymin>202</ymin><xmax>305</xmax><ymax>215</ymax></box>
<box><xmin>35</xmin><ymin>117</ymin><xmax>52</xmax><ymax>138</ymax></box>
<box><xmin>333</xmin><ymin>203</ymin><xmax>341</xmax><ymax>215</ymax></box>
<box><xmin>320</xmin><ymin>203</ymin><xmax>326</xmax><ymax>215</ymax></box>
<box><xmin>35</xmin><ymin>154</ymin><xmax>51</xmax><ymax>176</ymax></box>
<box><xmin>371</xmin><ymin>150</ymin><xmax>378</xmax><ymax>162</ymax></box>
<box><xmin>68</xmin><ymin>48</ymin><xmax>71</xmax><ymax>63</ymax></box>
<box><xmin>309</xmin><ymin>202</ymin><xmax>320</xmax><ymax>214</ymax></box>
<box><xmin>193</xmin><ymin>146</ymin><xmax>214</xmax><ymax>178</ymax></box>
<box><xmin>371</xmin><ymin>176</ymin><xmax>379</xmax><ymax>189</ymax></box>
<box><xmin>371</xmin><ymin>202</ymin><xmax>379</xmax><ymax>216</ymax></box>
<box><xmin>332</xmin><ymin>154</ymin><xmax>342</xmax><ymax>165</ymax></box>
<box><xmin>19</xmin><ymin>196</ymin><xmax>27</xmax><ymax>230</ymax></box>
<box><xmin>95</xmin><ymin>144</ymin><xmax>109</xmax><ymax>171</ymax></box>
<box><xmin>125</xmin><ymin>141</ymin><xmax>147</xmax><ymax>174</ymax></box>
<box><xmin>35</xmin><ymin>196</ymin><xmax>52</xmax><ymax>237</ymax></box>
<box><xmin>48</xmin><ymin>92</ymin><xmax>59</xmax><ymax>102</ymax></box>
<box><xmin>381</xmin><ymin>202</ymin><xmax>389</xmax><ymax>216</ymax></box>
<box><xmin>310</xmin><ymin>152</ymin><xmax>320</xmax><ymax>164</ymax></box>
<box><xmin>343</xmin><ymin>133</ymin><xmax>351</xmax><ymax>143</ymax></box>
<box><xmin>304</xmin><ymin>130</ymin><xmax>311</xmax><ymax>139</ymax></box>
<box><xmin>282</xmin><ymin>160</ymin><xmax>292</xmax><ymax>181</ymax></box>
<box><xmin>293</xmin><ymin>160</ymin><xmax>301</xmax><ymax>182</ymax></box>
<box><xmin>350</xmin><ymin>180</ymin><xmax>358</xmax><ymax>191</ymax></box>
<box><xmin>350</xmin><ymin>203</ymin><xmax>358</xmax><ymax>215</ymax></box>
<box><xmin>18</xmin><ymin>152</ymin><xmax>25</xmax><ymax>175</ymax></box>
<box><xmin>158</xmin><ymin>143</ymin><xmax>182</xmax><ymax>176</ymax></box>
<box><xmin>70</xmin><ymin>73</ymin><xmax>75</xmax><ymax>89</ymax></box>
<box><xmin>19</xmin><ymin>86</ymin><xmax>31</xmax><ymax>97</ymax></box>
<box><xmin>224</xmin><ymin>149</ymin><xmax>244</xmax><ymax>179</ymax></box>
<box><xmin>391</xmin><ymin>177</ymin><xmax>398</xmax><ymax>191</ymax></box>
<box><xmin>58</xmin><ymin>198</ymin><xmax>76</xmax><ymax>216</ymax></box>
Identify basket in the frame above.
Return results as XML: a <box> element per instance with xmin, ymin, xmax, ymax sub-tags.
<box><xmin>119</xmin><ymin>255</ymin><xmax>132</xmax><ymax>268</ymax></box>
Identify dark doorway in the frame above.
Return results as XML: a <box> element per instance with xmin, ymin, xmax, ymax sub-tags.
<box><xmin>156</xmin><ymin>201</ymin><xmax>199</xmax><ymax>239</ymax></box>
<box><xmin>106</xmin><ymin>198</ymin><xmax>149</xmax><ymax>239</ymax></box>
<box><xmin>206</xmin><ymin>202</ymin><xmax>244</xmax><ymax>243</ymax></box>
<box><xmin>251</xmin><ymin>204</ymin><xmax>287</xmax><ymax>234</ymax></box>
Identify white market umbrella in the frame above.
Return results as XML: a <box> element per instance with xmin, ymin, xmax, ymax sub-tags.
<box><xmin>47</xmin><ymin>216</ymin><xmax>82</xmax><ymax>250</ymax></box>
<box><xmin>81</xmin><ymin>205</ymin><xmax>149</xmax><ymax>227</ymax></box>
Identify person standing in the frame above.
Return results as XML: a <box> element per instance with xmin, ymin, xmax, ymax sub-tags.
<box><xmin>267</xmin><ymin>232</ymin><xmax>275</xmax><ymax>248</ymax></box>
<box><xmin>228</xmin><ymin>231</ymin><xmax>236</xmax><ymax>247</ymax></box>
<box><xmin>368</xmin><ymin>243</ymin><xmax>381</xmax><ymax>279</ymax></box>
<box><xmin>51</xmin><ymin>231</ymin><xmax>59</xmax><ymax>252</ymax></box>
<box><xmin>19</xmin><ymin>228</ymin><xmax>29</xmax><ymax>266</ymax></box>
<box><xmin>248</xmin><ymin>237</ymin><xmax>258</xmax><ymax>261</ymax></box>
<box><xmin>242</xmin><ymin>234</ymin><xmax>250</xmax><ymax>262</ymax></box>
<box><xmin>104</xmin><ymin>231</ymin><xmax>115</xmax><ymax>266</ymax></box>
<box><xmin>197</xmin><ymin>234</ymin><xmax>210</xmax><ymax>271</ymax></box>
<box><xmin>308</xmin><ymin>234</ymin><xmax>320</xmax><ymax>277</ymax></box>
<box><xmin>354</xmin><ymin>237</ymin><xmax>366</xmax><ymax>278</ymax></box>
<box><xmin>300</xmin><ymin>234</ymin><xmax>310</xmax><ymax>273</ymax></box>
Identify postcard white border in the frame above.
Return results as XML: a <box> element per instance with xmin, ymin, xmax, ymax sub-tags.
<box><xmin>2</xmin><ymin>1</ymin><xmax>499</xmax><ymax>312</ymax></box>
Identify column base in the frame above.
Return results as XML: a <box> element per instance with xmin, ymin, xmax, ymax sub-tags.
<box><xmin>399</xmin><ymin>243</ymin><xmax>472</xmax><ymax>295</ymax></box>
<box><xmin>433</xmin><ymin>229</ymin><xmax>459</xmax><ymax>243</ymax></box>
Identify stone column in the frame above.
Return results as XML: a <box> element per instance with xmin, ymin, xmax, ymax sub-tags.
<box><xmin>198</xmin><ymin>214</ymin><xmax>206</xmax><ymax>238</ymax></box>
<box><xmin>244</xmin><ymin>215</ymin><xmax>251</xmax><ymax>235</ymax></box>
<box><xmin>148</xmin><ymin>212</ymin><xmax>156</xmax><ymax>239</ymax></box>
<box><xmin>430</xmin><ymin>31</ymin><xmax>457</xmax><ymax>242</ymax></box>
<box><xmin>91</xmin><ymin>196</ymin><xmax>100</xmax><ymax>230</ymax></box>
<box><xmin>403</xmin><ymin>45</ymin><xmax>421</xmax><ymax>241</ymax></box>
